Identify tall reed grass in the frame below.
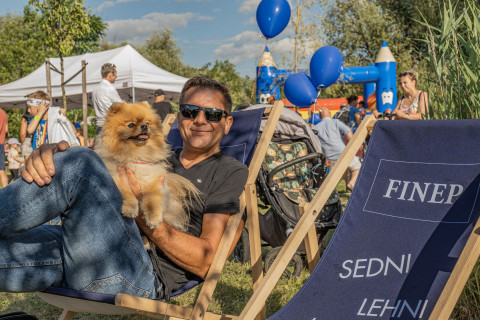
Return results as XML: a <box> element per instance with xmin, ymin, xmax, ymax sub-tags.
<box><xmin>419</xmin><ymin>0</ymin><xmax>480</xmax><ymax>119</ymax></box>
<box><xmin>419</xmin><ymin>2</ymin><xmax>480</xmax><ymax>318</ymax></box>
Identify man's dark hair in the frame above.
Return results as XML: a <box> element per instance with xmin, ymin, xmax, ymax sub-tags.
<box><xmin>347</xmin><ymin>95</ymin><xmax>358</xmax><ymax>104</ymax></box>
<box><xmin>179</xmin><ymin>75</ymin><xmax>233</xmax><ymax>113</ymax></box>
<box><xmin>101</xmin><ymin>63</ymin><xmax>116</xmax><ymax>78</ymax></box>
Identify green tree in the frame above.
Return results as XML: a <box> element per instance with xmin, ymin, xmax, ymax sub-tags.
<box><xmin>138</xmin><ymin>29</ymin><xmax>199</xmax><ymax>78</ymax></box>
<box><xmin>0</xmin><ymin>13</ymin><xmax>53</xmax><ymax>85</ymax></box>
<box><xmin>202</xmin><ymin>60</ymin><xmax>254</xmax><ymax>107</ymax></box>
<box><xmin>28</xmin><ymin>0</ymin><xmax>101</xmax><ymax>109</ymax></box>
<box><xmin>320</xmin><ymin>0</ymin><xmax>423</xmax><ymax>98</ymax></box>
<box><xmin>376</xmin><ymin>0</ymin><xmax>466</xmax><ymax>58</ymax></box>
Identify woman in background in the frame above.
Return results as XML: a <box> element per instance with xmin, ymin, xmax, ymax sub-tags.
<box><xmin>393</xmin><ymin>71</ymin><xmax>429</xmax><ymax>120</ymax></box>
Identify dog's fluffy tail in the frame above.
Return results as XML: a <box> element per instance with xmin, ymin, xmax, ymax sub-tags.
<box><xmin>164</xmin><ymin>173</ymin><xmax>202</xmax><ymax>230</ymax></box>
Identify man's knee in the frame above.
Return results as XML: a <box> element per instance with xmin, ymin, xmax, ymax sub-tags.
<box><xmin>52</xmin><ymin>147</ymin><xmax>107</xmax><ymax>178</ymax></box>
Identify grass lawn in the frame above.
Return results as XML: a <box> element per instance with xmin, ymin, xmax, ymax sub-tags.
<box><xmin>0</xmin><ymin>259</ymin><xmax>312</xmax><ymax>319</ymax></box>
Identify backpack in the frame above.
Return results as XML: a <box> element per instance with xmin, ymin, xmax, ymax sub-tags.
<box><xmin>333</xmin><ymin>107</ymin><xmax>351</xmax><ymax>127</ymax></box>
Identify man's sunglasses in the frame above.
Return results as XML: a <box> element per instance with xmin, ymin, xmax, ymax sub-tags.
<box><xmin>179</xmin><ymin>104</ymin><xmax>229</xmax><ymax>123</ymax></box>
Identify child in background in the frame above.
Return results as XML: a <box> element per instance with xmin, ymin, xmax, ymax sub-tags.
<box><xmin>7</xmin><ymin>138</ymin><xmax>24</xmax><ymax>182</ymax></box>
<box><xmin>74</xmin><ymin>122</ymin><xmax>85</xmax><ymax>147</ymax></box>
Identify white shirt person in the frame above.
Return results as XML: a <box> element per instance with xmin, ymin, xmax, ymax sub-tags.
<box><xmin>92</xmin><ymin>63</ymin><xmax>122</xmax><ymax>131</ymax></box>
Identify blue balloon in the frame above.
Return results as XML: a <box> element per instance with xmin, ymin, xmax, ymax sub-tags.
<box><xmin>311</xmin><ymin>113</ymin><xmax>321</xmax><ymax>124</ymax></box>
<box><xmin>256</xmin><ymin>0</ymin><xmax>291</xmax><ymax>39</ymax></box>
<box><xmin>310</xmin><ymin>46</ymin><xmax>344</xmax><ymax>88</ymax></box>
<box><xmin>284</xmin><ymin>73</ymin><xmax>317</xmax><ymax>107</ymax></box>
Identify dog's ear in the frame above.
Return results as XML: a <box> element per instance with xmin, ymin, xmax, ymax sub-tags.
<box><xmin>138</xmin><ymin>101</ymin><xmax>152</xmax><ymax>109</ymax></box>
<box><xmin>108</xmin><ymin>102</ymin><xmax>126</xmax><ymax>115</ymax></box>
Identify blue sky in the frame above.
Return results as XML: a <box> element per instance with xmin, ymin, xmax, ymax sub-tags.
<box><xmin>0</xmin><ymin>0</ymin><xmax>302</xmax><ymax>77</ymax></box>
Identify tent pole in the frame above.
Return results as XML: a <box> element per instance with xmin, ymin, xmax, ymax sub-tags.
<box><xmin>81</xmin><ymin>60</ymin><xmax>88</xmax><ymax>143</ymax></box>
<box><xmin>45</xmin><ymin>58</ymin><xmax>53</xmax><ymax>106</ymax></box>
<box><xmin>132</xmin><ymin>87</ymin><xmax>136</xmax><ymax>103</ymax></box>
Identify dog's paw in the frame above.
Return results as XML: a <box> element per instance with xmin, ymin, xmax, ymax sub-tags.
<box><xmin>144</xmin><ymin>215</ymin><xmax>162</xmax><ymax>229</ymax></box>
<box><xmin>122</xmin><ymin>202</ymin><xmax>139</xmax><ymax>218</ymax></box>
<box><xmin>142</xmin><ymin>235</ymin><xmax>151</xmax><ymax>251</ymax></box>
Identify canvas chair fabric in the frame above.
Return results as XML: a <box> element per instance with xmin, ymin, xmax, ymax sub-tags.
<box><xmin>243</xmin><ymin>118</ymin><xmax>480</xmax><ymax>320</ymax></box>
<box><xmin>35</xmin><ymin>103</ymin><xmax>284</xmax><ymax>320</ymax></box>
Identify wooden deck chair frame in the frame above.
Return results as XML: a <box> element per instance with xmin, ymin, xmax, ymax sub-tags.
<box><xmin>35</xmin><ymin>101</ymin><xmax>284</xmax><ymax>320</ymax></box>
<box><xmin>162</xmin><ymin>113</ymin><xmax>177</xmax><ymax>136</ymax></box>
<box><xmin>240</xmin><ymin>115</ymin><xmax>480</xmax><ymax>320</ymax></box>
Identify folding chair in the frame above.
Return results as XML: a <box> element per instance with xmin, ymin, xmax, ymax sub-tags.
<box><xmin>35</xmin><ymin>101</ymin><xmax>284</xmax><ymax>320</ymax></box>
<box><xmin>162</xmin><ymin>113</ymin><xmax>176</xmax><ymax>136</ymax></box>
<box><xmin>240</xmin><ymin>117</ymin><xmax>480</xmax><ymax>320</ymax></box>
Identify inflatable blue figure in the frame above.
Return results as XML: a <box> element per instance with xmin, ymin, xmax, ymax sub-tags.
<box><xmin>339</xmin><ymin>41</ymin><xmax>397</xmax><ymax>113</ymax></box>
<box><xmin>256</xmin><ymin>41</ymin><xmax>397</xmax><ymax>113</ymax></box>
<box><xmin>256</xmin><ymin>46</ymin><xmax>306</xmax><ymax>104</ymax></box>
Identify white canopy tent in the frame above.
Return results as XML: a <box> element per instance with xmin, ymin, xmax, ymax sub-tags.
<box><xmin>0</xmin><ymin>45</ymin><xmax>188</xmax><ymax>109</ymax></box>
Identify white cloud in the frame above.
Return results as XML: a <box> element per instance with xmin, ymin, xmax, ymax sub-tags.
<box><xmin>196</xmin><ymin>15</ymin><xmax>215</xmax><ymax>21</ymax></box>
<box><xmin>105</xmin><ymin>12</ymin><xmax>211</xmax><ymax>44</ymax></box>
<box><xmin>213</xmin><ymin>31</ymin><xmax>315</xmax><ymax>73</ymax></box>
<box><xmin>238</xmin><ymin>0</ymin><xmax>260</xmax><ymax>14</ymax></box>
<box><xmin>96</xmin><ymin>0</ymin><xmax>140</xmax><ymax>13</ymax></box>
<box><xmin>269</xmin><ymin>38</ymin><xmax>295</xmax><ymax>55</ymax></box>
<box><xmin>174</xmin><ymin>0</ymin><xmax>212</xmax><ymax>2</ymax></box>
<box><xmin>244</xmin><ymin>16</ymin><xmax>256</xmax><ymax>26</ymax></box>
<box><xmin>96</xmin><ymin>1</ymin><xmax>115</xmax><ymax>12</ymax></box>
<box><xmin>213</xmin><ymin>8</ymin><xmax>221</xmax><ymax>13</ymax></box>
<box><xmin>214</xmin><ymin>31</ymin><xmax>265</xmax><ymax>64</ymax></box>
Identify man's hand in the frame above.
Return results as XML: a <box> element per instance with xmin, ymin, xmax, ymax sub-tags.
<box><xmin>21</xmin><ymin>141</ymin><xmax>70</xmax><ymax>186</ymax></box>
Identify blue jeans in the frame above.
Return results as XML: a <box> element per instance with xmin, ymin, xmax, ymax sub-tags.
<box><xmin>0</xmin><ymin>147</ymin><xmax>159</xmax><ymax>298</ymax></box>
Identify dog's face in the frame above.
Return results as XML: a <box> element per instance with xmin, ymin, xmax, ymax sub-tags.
<box><xmin>100</xmin><ymin>101</ymin><xmax>169</xmax><ymax>162</ymax></box>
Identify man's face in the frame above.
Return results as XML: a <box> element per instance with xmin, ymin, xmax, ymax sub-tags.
<box><xmin>107</xmin><ymin>68</ymin><xmax>117</xmax><ymax>83</ymax></box>
<box><xmin>178</xmin><ymin>88</ymin><xmax>233</xmax><ymax>155</ymax></box>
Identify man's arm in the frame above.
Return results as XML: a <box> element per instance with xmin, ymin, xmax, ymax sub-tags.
<box><xmin>120</xmin><ymin>165</ymin><xmax>245</xmax><ymax>279</ymax></box>
<box><xmin>344</xmin><ymin>130</ymin><xmax>353</xmax><ymax>142</ymax></box>
<box><xmin>136</xmin><ymin>211</ymin><xmax>230</xmax><ymax>278</ymax></box>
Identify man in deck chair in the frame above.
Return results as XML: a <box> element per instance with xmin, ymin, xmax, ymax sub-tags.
<box><xmin>0</xmin><ymin>75</ymin><xmax>248</xmax><ymax>302</ymax></box>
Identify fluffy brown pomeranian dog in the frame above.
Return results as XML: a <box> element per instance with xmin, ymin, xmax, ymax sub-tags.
<box><xmin>96</xmin><ymin>101</ymin><xmax>199</xmax><ymax>232</ymax></box>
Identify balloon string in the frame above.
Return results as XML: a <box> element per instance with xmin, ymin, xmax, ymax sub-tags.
<box><xmin>249</xmin><ymin>36</ymin><xmax>269</xmax><ymax>104</ymax></box>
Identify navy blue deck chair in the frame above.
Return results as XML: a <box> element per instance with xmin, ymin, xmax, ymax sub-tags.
<box><xmin>35</xmin><ymin>102</ymin><xmax>284</xmax><ymax>320</ymax></box>
<box><xmin>240</xmin><ymin>117</ymin><xmax>480</xmax><ymax>320</ymax></box>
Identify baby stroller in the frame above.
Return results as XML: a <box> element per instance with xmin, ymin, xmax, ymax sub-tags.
<box><xmin>233</xmin><ymin>105</ymin><xmax>343</xmax><ymax>277</ymax></box>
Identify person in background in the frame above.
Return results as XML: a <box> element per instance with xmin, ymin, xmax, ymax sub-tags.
<box><xmin>26</xmin><ymin>91</ymin><xmax>52</xmax><ymax>150</ymax></box>
<box><xmin>74</xmin><ymin>122</ymin><xmax>85</xmax><ymax>147</ymax></box>
<box><xmin>26</xmin><ymin>91</ymin><xmax>79</xmax><ymax>149</ymax></box>
<box><xmin>152</xmin><ymin>89</ymin><xmax>173</xmax><ymax>122</ymax></box>
<box><xmin>392</xmin><ymin>70</ymin><xmax>428</xmax><ymax>120</ymax></box>
<box><xmin>20</xmin><ymin>104</ymin><xmax>34</xmax><ymax>161</ymax></box>
<box><xmin>92</xmin><ymin>63</ymin><xmax>122</xmax><ymax>133</ymax></box>
<box><xmin>358</xmin><ymin>101</ymin><xmax>365</xmax><ymax>111</ymax></box>
<box><xmin>0</xmin><ymin>107</ymin><xmax>8</xmax><ymax>188</ymax></box>
<box><xmin>7</xmin><ymin>138</ymin><xmax>24</xmax><ymax>182</ymax></box>
<box><xmin>314</xmin><ymin>107</ymin><xmax>361</xmax><ymax>192</ymax></box>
